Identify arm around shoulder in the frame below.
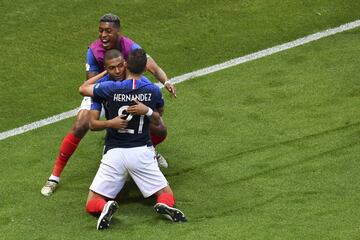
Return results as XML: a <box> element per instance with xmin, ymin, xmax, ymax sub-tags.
<box><xmin>79</xmin><ymin>71</ymin><xmax>107</xmax><ymax>97</ymax></box>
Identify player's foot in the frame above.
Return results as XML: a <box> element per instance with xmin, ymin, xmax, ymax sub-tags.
<box><xmin>40</xmin><ymin>180</ymin><xmax>58</xmax><ymax>197</ymax></box>
<box><xmin>154</xmin><ymin>203</ymin><xmax>187</xmax><ymax>222</ymax></box>
<box><xmin>156</xmin><ymin>152</ymin><xmax>168</xmax><ymax>168</ymax></box>
<box><xmin>97</xmin><ymin>200</ymin><xmax>119</xmax><ymax>230</ymax></box>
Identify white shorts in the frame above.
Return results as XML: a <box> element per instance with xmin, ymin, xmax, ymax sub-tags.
<box><xmin>90</xmin><ymin>146</ymin><xmax>168</xmax><ymax>199</ymax></box>
<box><xmin>78</xmin><ymin>96</ymin><xmax>105</xmax><ymax>116</ymax></box>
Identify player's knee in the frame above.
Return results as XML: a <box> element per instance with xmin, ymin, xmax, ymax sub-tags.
<box><xmin>85</xmin><ymin>202</ymin><xmax>99</xmax><ymax>216</ymax></box>
<box><xmin>151</xmin><ymin>134</ymin><xmax>167</xmax><ymax>147</ymax></box>
<box><xmin>72</xmin><ymin>113</ymin><xmax>90</xmax><ymax>138</ymax></box>
<box><xmin>86</xmin><ymin>197</ymin><xmax>100</xmax><ymax>216</ymax></box>
<box><xmin>150</xmin><ymin>123</ymin><xmax>167</xmax><ymax>137</ymax></box>
<box><xmin>72</xmin><ymin>122</ymin><xmax>89</xmax><ymax>138</ymax></box>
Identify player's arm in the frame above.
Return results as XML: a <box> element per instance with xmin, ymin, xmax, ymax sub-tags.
<box><xmin>87</xmin><ymin>71</ymin><xmax>99</xmax><ymax>79</ymax></box>
<box><xmin>146</xmin><ymin>57</ymin><xmax>176</xmax><ymax>97</ymax></box>
<box><xmin>79</xmin><ymin>71</ymin><xmax>107</xmax><ymax>97</ymax></box>
<box><xmin>89</xmin><ymin>110</ymin><xmax>128</xmax><ymax>131</ymax></box>
<box><xmin>156</xmin><ymin>106</ymin><xmax>164</xmax><ymax>117</ymax></box>
<box><xmin>127</xmin><ymin>100</ymin><xmax>161</xmax><ymax>125</ymax></box>
<box><xmin>154</xmin><ymin>85</ymin><xmax>165</xmax><ymax>117</ymax></box>
<box><xmin>86</xmin><ymin>48</ymin><xmax>101</xmax><ymax>79</ymax></box>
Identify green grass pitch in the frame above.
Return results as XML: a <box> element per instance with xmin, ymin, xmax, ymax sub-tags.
<box><xmin>0</xmin><ymin>1</ymin><xmax>360</xmax><ymax>239</ymax></box>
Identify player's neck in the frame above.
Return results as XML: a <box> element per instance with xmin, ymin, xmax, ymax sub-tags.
<box><xmin>126</xmin><ymin>72</ymin><xmax>142</xmax><ymax>80</ymax></box>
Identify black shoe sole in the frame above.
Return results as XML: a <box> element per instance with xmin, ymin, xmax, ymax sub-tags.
<box><xmin>97</xmin><ymin>201</ymin><xmax>119</xmax><ymax>230</ymax></box>
<box><xmin>154</xmin><ymin>203</ymin><xmax>187</xmax><ymax>222</ymax></box>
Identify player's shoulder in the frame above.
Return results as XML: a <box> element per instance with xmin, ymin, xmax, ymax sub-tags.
<box><xmin>89</xmin><ymin>39</ymin><xmax>102</xmax><ymax>47</ymax></box>
<box><xmin>97</xmin><ymin>74</ymin><xmax>111</xmax><ymax>83</ymax></box>
<box><xmin>121</xmin><ymin>35</ymin><xmax>134</xmax><ymax>42</ymax></box>
<box><xmin>121</xmin><ymin>36</ymin><xmax>141</xmax><ymax>50</ymax></box>
<box><xmin>139</xmin><ymin>76</ymin><xmax>159</xmax><ymax>90</ymax></box>
<box><xmin>95</xmin><ymin>79</ymin><xmax>115</xmax><ymax>89</ymax></box>
<box><xmin>140</xmin><ymin>76</ymin><xmax>152</xmax><ymax>84</ymax></box>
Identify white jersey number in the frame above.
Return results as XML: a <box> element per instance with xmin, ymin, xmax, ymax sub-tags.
<box><xmin>117</xmin><ymin>106</ymin><xmax>144</xmax><ymax>134</ymax></box>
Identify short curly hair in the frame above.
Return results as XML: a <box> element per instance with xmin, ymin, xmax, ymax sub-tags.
<box><xmin>99</xmin><ymin>13</ymin><xmax>120</xmax><ymax>28</ymax></box>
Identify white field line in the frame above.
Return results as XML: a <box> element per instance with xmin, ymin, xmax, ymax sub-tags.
<box><xmin>1</xmin><ymin>19</ymin><xmax>360</xmax><ymax>141</ymax></box>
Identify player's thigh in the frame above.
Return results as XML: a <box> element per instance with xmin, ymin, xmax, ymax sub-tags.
<box><xmin>89</xmin><ymin>148</ymin><xmax>129</xmax><ymax>199</ymax></box>
<box><xmin>78</xmin><ymin>96</ymin><xmax>92</xmax><ymax>112</ymax></box>
<box><xmin>124</xmin><ymin>146</ymin><xmax>168</xmax><ymax>198</ymax></box>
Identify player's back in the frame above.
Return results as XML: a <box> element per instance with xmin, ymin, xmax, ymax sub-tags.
<box><xmin>93</xmin><ymin>76</ymin><xmax>163</xmax><ymax>149</ymax></box>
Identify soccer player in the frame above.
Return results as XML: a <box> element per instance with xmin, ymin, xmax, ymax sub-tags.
<box><xmin>41</xmin><ymin>13</ymin><xmax>173</xmax><ymax>196</ymax></box>
<box><xmin>80</xmin><ymin>49</ymin><xmax>186</xmax><ymax>230</ymax></box>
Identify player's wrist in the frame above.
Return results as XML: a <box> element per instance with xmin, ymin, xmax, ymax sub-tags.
<box><xmin>163</xmin><ymin>80</ymin><xmax>170</xmax><ymax>85</ymax></box>
<box><xmin>145</xmin><ymin>107</ymin><xmax>153</xmax><ymax>117</ymax></box>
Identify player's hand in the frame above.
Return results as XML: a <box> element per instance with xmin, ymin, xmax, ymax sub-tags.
<box><xmin>107</xmin><ymin>117</ymin><xmax>128</xmax><ymax>129</ymax></box>
<box><xmin>127</xmin><ymin>100</ymin><xmax>149</xmax><ymax>115</ymax></box>
<box><xmin>164</xmin><ymin>81</ymin><xmax>176</xmax><ymax>97</ymax></box>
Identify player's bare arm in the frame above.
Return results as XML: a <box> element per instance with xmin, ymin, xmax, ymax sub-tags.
<box><xmin>88</xmin><ymin>110</ymin><xmax>128</xmax><ymax>131</ymax></box>
<box><xmin>79</xmin><ymin>71</ymin><xmax>108</xmax><ymax>97</ymax></box>
<box><xmin>127</xmin><ymin>100</ymin><xmax>161</xmax><ymax>125</ymax></box>
<box><xmin>146</xmin><ymin>57</ymin><xmax>176</xmax><ymax>97</ymax></box>
<box><xmin>87</xmin><ymin>71</ymin><xmax>100</xmax><ymax>80</ymax></box>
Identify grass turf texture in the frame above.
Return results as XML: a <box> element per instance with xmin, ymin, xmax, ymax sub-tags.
<box><xmin>1</xmin><ymin>0</ymin><xmax>360</xmax><ymax>131</ymax></box>
<box><xmin>1</xmin><ymin>23</ymin><xmax>360</xmax><ymax>239</ymax></box>
<box><xmin>1</xmin><ymin>1</ymin><xmax>360</xmax><ymax>239</ymax></box>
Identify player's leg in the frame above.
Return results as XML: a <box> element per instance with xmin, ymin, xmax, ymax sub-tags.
<box><xmin>149</xmin><ymin>117</ymin><xmax>169</xmax><ymax>168</ymax></box>
<box><xmin>87</xmin><ymin>148</ymin><xmax>128</xmax><ymax>230</ymax></box>
<box><xmin>154</xmin><ymin>186</ymin><xmax>187</xmax><ymax>222</ymax></box>
<box><xmin>86</xmin><ymin>190</ymin><xmax>119</xmax><ymax>230</ymax></box>
<box><xmin>86</xmin><ymin>190</ymin><xmax>111</xmax><ymax>215</ymax></box>
<box><xmin>51</xmin><ymin>109</ymin><xmax>90</xmax><ymax>176</ymax></box>
<box><xmin>149</xmin><ymin>120</ymin><xmax>167</xmax><ymax>146</ymax></box>
<box><xmin>41</xmin><ymin>97</ymin><xmax>92</xmax><ymax>197</ymax></box>
<box><xmin>124</xmin><ymin>146</ymin><xmax>186</xmax><ymax>222</ymax></box>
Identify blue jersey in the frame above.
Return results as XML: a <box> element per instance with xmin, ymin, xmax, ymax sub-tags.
<box><xmin>90</xmin><ymin>74</ymin><xmax>113</xmax><ymax>112</ymax></box>
<box><xmin>86</xmin><ymin>42</ymin><xmax>142</xmax><ymax>73</ymax></box>
<box><xmin>92</xmin><ymin>76</ymin><xmax>164</xmax><ymax>149</ymax></box>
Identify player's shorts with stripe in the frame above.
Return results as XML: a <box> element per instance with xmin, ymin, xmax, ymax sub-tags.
<box><xmin>89</xmin><ymin>145</ymin><xmax>168</xmax><ymax>199</ymax></box>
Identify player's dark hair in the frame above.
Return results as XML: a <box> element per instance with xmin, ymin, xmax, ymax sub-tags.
<box><xmin>127</xmin><ymin>49</ymin><xmax>147</xmax><ymax>74</ymax></box>
<box><xmin>100</xmin><ymin>13</ymin><xmax>120</xmax><ymax>28</ymax></box>
<box><xmin>104</xmin><ymin>49</ymin><xmax>123</xmax><ymax>64</ymax></box>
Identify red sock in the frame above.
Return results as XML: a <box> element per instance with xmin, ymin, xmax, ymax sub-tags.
<box><xmin>150</xmin><ymin>134</ymin><xmax>166</xmax><ymax>147</ymax></box>
<box><xmin>157</xmin><ymin>193</ymin><xmax>176</xmax><ymax>207</ymax></box>
<box><xmin>52</xmin><ymin>133</ymin><xmax>81</xmax><ymax>177</ymax></box>
<box><xmin>86</xmin><ymin>198</ymin><xmax>107</xmax><ymax>214</ymax></box>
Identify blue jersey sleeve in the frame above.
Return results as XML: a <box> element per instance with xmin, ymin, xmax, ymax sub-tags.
<box><xmin>90</xmin><ymin>74</ymin><xmax>113</xmax><ymax>111</ymax></box>
<box><xmin>97</xmin><ymin>74</ymin><xmax>111</xmax><ymax>83</ymax></box>
<box><xmin>93</xmin><ymin>81</ymin><xmax>117</xmax><ymax>100</ymax></box>
<box><xmin>90</xmin><ymin>98</ymin><xmax>102</xmax><ymax>111</ymax></box>
<box><xmin>131</xmin><ymin>42</ymin><xmax>141</xmax><ymax>51</ymax></box>
<box><xmin>86</xmin><ymin>48</ymin><xmax>101</xmax><ymax>73</ymax></box>
<box><xmin>153</xmin><ymin>86</ymin><xmax>164</xmax><ymax>109</ymax></box>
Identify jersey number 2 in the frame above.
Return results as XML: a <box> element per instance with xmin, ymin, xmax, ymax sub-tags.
<box><xmin>117</xmin><ymin>106</ymin><xmax>144</xmax><ymax>134</ymax></box>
